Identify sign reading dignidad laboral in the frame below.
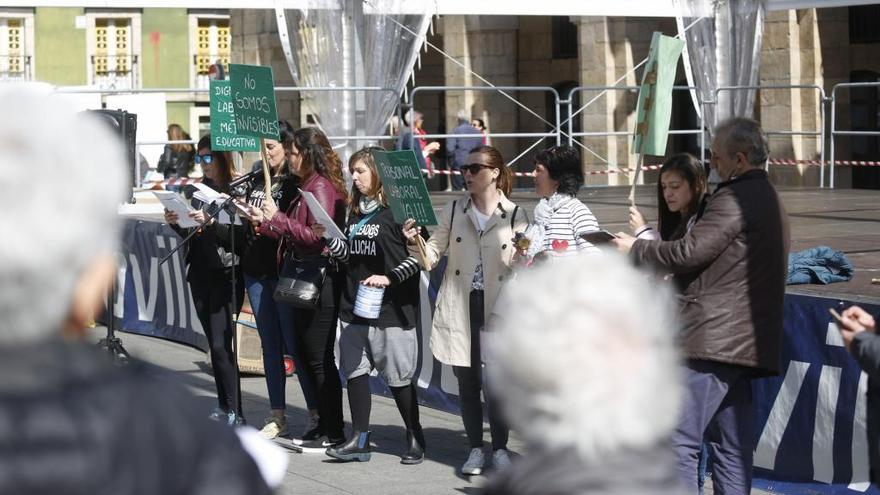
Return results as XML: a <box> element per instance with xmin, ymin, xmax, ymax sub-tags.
<box><xmin>209</xmin><ymin>80</ymin><xmax>260</xmax><ymax>151</ymax></box>
<box><xmin>229</xmin><ymin>63</ymin><xmax>279</xmax><ymax>140</ymax></box>
<box><xmin>370</xmin><ymin>149</ymin><xmax>437</xmax><ymax>226</ymax></box>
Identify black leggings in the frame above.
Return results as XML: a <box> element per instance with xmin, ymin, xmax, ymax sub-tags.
<box><xmin>452</xmin><ymin>290</ymin><xmax>509</xmax><ymax>450</ymax></box>
<box><xmin>190</xmin><ymin>270</ymin><xmax>244</xmax><ymax>414</ymax></box>
<box><xmin>292</xmin><ymin>271</ymin><xmax>345</xmax><ymax>440</ymax></box>
<box><xmin>347</xmin><ymin>374</ymin><xmax>421</xmax><ymax>433</ymax></box>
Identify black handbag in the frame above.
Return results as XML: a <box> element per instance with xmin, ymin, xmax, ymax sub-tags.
<box><xmin>273</xmin><ymin>252</ymin><xmax>330</xmax><ymax>309</ymax></box>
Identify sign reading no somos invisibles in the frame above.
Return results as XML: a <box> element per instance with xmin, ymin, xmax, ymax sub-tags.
<box><xmin>210</xmin><ymin>80</ymin><xmax>260</xmax><ymax>151</ymax></box>
<box><xmin>229</xmin><ymin>63</ymin><xmax>279</xmax><ymax>140</ymax></box>
<box><xmin>371</xmin><ymin>149</ymin><xmax>437</xmax><ymax>226</ymax></box>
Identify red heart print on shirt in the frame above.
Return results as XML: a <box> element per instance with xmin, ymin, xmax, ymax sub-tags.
<box><xmin>551</xmin><ymin>239</ymin><xmax>569</xmax><ymax>252</ymax></box>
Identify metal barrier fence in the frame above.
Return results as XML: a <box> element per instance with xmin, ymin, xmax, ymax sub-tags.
<box><xmin>830</xmin><ymin>81</ymin><xmax>880</xmax><ymax>189</ymax></box>
<box><xmin>56</xmin><ymin>82</ymin><xmax>878</xmax><ymax>190</ymax></box>
<box><xmin>407</xmin><ymin>85</ymin><xmax>562</xmax><ymax>150</ymax></box>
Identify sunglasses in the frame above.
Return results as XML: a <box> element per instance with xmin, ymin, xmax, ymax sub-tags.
<box><xmin>460</xmin><ymin>163</ymin><xmax>492</xmax><ymax>175</ymax></box>
<box><xmin>194</xmin><ymin>153</ymin><xmax>214</xmax><ymax>165</ymax></box>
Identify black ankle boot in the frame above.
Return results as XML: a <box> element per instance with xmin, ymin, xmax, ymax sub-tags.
<box><xmin>325</xmin><ymin>431</ymin><xmax>371</xmax><ymax>462</ymax></box>
<box><xmin>401</xmin><ymin>428</ymin><xmax>425</xmax><ymax>465</ymax></box>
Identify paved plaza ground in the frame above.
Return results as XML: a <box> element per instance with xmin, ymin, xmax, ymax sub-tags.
<box><xmin>98</xmin><ymin>184</ymin><xmax>880</xmax><ymax>494</ymax></box>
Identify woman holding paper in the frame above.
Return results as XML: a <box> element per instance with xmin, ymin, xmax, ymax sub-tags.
<box><xmin>311</xmin><ymin>147</ymin><xmax>426</xmax><ymax>464</ymax></box>
<box><xmin>164</xmin><ymin>134</ymin><xmax>244</xmax><ymax>425</ymax></box>
<box><xmin>249</xmin><ymin>126</ymin><xmax>348</xmax><ymax>451</ymax></box>
<box><xmin>215</xmin><ymin>119</ymin><xmax>319</xmax><ymax>440</ymax></box>
<box><xmin>401</xmin><ymin>145</ymin><xmax>528</xmax><ymax>475</ymax></box>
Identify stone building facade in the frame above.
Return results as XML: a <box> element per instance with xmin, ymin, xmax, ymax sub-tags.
<box><xmin>232</xmin><ymin>6</ymin><xmax>880</xmax><ymax>188</ymax></box>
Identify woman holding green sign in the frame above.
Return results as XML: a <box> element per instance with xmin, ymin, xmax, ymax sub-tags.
<box><xmin>312</xmin><ymin>147</ymin><xmax>427</xmax><ymax>464</ymax></box>
<box><xmin>216</xmin><ymin>120</ymin><xmax>319</xmax><ymax>440</ymax></box>
<box><xmin>249</xmin><ymin>127</ymin><xmax>348</xmax><ymax>451</ymax></box>
<box><xmin>402</xmin><ymin>145</ymin><xmax>529</xmax><ymax>475</ymax></box>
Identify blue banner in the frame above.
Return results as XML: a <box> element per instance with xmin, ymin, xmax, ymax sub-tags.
<box><xmin>752</xmin><ymin>294</ymin><xmax>880</xmax><ymax>494</ymax></box>
<box><xmin>112</xmin><ymin>219</ymin><xmax>207</xmax><ymax>351</ymax></box>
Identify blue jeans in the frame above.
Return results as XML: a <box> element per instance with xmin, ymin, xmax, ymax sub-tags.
<box><xmin>244</xmin><ymin>274</ymin><xmax>317</xmax><ymax>411</ymax></box>
<box><xmin>672</xmin><ymin>359</ymin><xmax>754</xmax><ymax>495</ymax></box>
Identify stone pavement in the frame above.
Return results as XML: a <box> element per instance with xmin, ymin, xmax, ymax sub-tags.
<box><xmin>89</xmin><ymin>325</ymin><xmax>777</xmax><ymax>494</ymax></box>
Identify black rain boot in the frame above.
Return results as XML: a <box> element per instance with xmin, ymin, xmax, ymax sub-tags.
<box><xmin>325</xmin><ymin>430</ymin><xmax>371</xmax><ymax>462</ymax></box>
<box><xmin>400</xmin><ymin>428</ymin><xmax>425</xmax><ymax>465</ymax></box>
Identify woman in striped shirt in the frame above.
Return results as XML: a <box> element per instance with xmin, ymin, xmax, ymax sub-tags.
<box><xmin>520</xmin><ymin>146</ymin><xmax>601</xmax><ymax>261</ymax></box>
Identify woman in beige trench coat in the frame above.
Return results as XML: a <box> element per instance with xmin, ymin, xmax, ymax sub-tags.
<box><xmin>403</xmin><ymin>145</ymin><xmax>528</xmax><ymax>476</ymax></box>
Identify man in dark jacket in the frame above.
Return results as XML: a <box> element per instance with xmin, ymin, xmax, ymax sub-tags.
<box><xmin>615</xmin><ymin>117</ymin><xmax>790</xmax><ymax>494</ymax></box>
<box><xmin>0</xmin><ymin>85</ymin><xmax>277</xmax><ymax>495</ymax></box>
<box><xmin>446</xmin><ymin>110</ymin><xmax>483</xmax><ymax>191</ymax></box>
<box><xmin>838</xmin><ymin>305</ymin><xmax>880</xmax><ymax>484</ymax></box>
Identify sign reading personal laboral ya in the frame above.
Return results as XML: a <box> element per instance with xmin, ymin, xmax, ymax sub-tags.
<box><xmin>229</xmin><ymin>63</ymin><xmax>279</xmax><ymax>140</ymax></box>
<box><xmin>371</xmin><ymin>149</ymin><xmax>437</xmax><ymax>226</ymax></box>
<box><xmin>210</xmin><ymin>80</ymin><xmax>259</xmax><ymax>151</ymax></box>
<box><xmin>632</xmin><ymin>32</ymin><xmax>684</xmax><ymax>156</ymax></box>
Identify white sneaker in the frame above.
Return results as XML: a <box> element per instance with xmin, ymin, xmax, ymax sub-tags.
<box><xmin>492</xmin><ymin>448</ymin><xmax>512</xmax><ymax>470</ymax></box>
<box><xmin>258</xmin><ymin>416</ymin><xmax>289</xmax><ymax>439</ymax></box>
<box><xmin>460</xmin><ymin>447</ymin><xmax>486</xmax><ymax>475</ymax></box>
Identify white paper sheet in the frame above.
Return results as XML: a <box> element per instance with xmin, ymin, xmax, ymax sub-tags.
<box><xmin>152</xmin><ymin>191</ymin><xmax>199</xmax><ymax>228</ymax></box>
<box><xmin>300</xmin><ymin>189</ymin><xmax>345</xmax><ymax>239</ymax></box>
<box><xmin>190</xmin><ymin>183</ymin><xmax>241</xmax><ymax>225</ymax></box>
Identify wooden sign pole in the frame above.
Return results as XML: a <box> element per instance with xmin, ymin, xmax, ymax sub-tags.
<box><xmin>259</xmin><ymin>137</ymin><xmax>272</xmax><ymax>199</ymax></box>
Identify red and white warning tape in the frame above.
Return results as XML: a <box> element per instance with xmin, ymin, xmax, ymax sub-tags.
<box><xmin>144</xmin><ymin>158</ymin><xmax>879</xmax><ymax>188</ymax></box>
<box><xmin>767</xmin><ymin>158</ymin><xmax>880</xmax><ymax>167</ymax></box>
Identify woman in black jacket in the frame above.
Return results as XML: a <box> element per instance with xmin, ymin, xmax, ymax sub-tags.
<box><xmin>165</xmin><ymin>134</ymin><xmax>244</xmax><ymax>424</ymax></box>
<box><xmin>314</xmin><ymin>147</ymin><xmax>425</xmax><ymax>464</ymax></box>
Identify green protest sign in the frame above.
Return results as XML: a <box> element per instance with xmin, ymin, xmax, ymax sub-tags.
<box><xmin>210</xmin><ymin>80</ymin><xmax>260</xmax><ymax>152</ymax></box>
<box><xmin>229</xmin><ymin>64</ymin><xmax>279</xmax><ymax>140</ymax></box>
<box><xmin>632</xmin><ymin>32</ymin><xmax>684</xmax><ymax>156</ymax></box>
<box><xmin>371</xmin><ymin>149</ymin><xmax>437</xmax><ymax>226</ymax></box>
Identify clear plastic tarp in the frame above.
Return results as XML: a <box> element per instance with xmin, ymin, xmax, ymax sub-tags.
<box><xmin>675</xmin><ymin>0</ymin><xmax>766</xmax><ymax>137</ymax></box>
<box><xmin>276</xmin><ymin>0</ymin><xmax>432</xmax><ymax>159</ymax></box>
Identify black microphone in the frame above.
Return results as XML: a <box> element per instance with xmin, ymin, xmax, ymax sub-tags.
<box><xmin>229</xmin><ymin>168</ymin><xmax>263</xmax><ymax>189</ymax></box>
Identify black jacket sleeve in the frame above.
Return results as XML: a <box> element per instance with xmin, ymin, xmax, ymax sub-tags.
<box><xmin>852</xmin><ymin>332</ymin><xmax>880</xmax><ymax>379</ymax></box>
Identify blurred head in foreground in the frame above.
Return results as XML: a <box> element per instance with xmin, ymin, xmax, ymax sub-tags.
<box><xmin>486</xmin><ymin>253</ymin><xmax>685</xmax><ymax>492</ymax></box>
<box><xmin>0</xmin><ymin>83</ymin><xmax>128</xmax><ymax>346</ymax></box>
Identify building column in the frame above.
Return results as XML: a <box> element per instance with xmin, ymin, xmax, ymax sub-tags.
<box><xmin>440</xmin><ymin>15</ymin><xmax>519</xmax><ymax>168</ymax></box>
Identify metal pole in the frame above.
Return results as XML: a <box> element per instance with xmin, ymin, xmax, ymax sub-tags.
<box><xmin>820</xmin><ymin>94</ymin><xmax>826</xmax><ymax>188</ymax></box>
<box><xmin>830</xmin><ymin>85</ymin><xmax>837</xmax><ymax>189</ymax></box>
<box><xmin>567</xmin><ymin>92</ymin><xmax>574</xmax><ymax>146</ymax></box>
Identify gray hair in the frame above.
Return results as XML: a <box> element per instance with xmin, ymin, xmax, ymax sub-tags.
<box><xmin>0</xmin><ymin>84</ymin><xmax>128</xmax><ymax>345</ymax></box>
<box><xmin>456</xmin><ymin>109</ymin><xmax>469</xmax><ymax>122</ymax></box>
<box><xmin>487</xmin><ymin>253</ymin><xmax>682</xmax><ymax>461</ymax></box>
<box><xmin>714</xmin><ymin>117</ymin><xmax>769</xmax><ymax>167</ymax></box>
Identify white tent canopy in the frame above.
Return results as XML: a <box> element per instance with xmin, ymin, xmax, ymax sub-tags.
<box><xmin>6</xmin><ymin>0</ymin><xmax>880</xmax><ymax>15</ymax></box>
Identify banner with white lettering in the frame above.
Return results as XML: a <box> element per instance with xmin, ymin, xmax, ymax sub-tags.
<box><xmin>112</xmin><ymin>219</ymin><xmax>207</xmax><ymax>351</ymax></box>
<box><xmin>751</xmin><ymin>294</ymin><xmax>880</xmax><ymax>494</ymax></box>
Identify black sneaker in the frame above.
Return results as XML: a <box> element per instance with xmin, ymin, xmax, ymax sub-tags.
<box><xmin>291</xmin><ymin>436</ymin><xmax>335</xmax><ymax>454</ymax></box>
<box><xmin>291</xmin><ymin>416</ymin><xmax>322</xmax><ymax>446</ymax></box>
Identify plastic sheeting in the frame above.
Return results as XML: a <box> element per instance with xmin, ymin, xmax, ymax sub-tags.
<box><xmin>276</xmin><ymin>0</ymin><xmax>431</xmax><ymax>160</ymax></box>
<box><xmin>675</xmin><ymin>0</ymin><xmax>765</xmax><ymax>136</ymax></box>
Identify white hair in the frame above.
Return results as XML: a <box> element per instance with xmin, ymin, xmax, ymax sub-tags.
<box><xmin>0</xmin><ymin>83</ymin><xmax>128</xmax><ymax>344</ymax></box>
<box><xmin>487</xmin><ymin>252</ymin><xmax>683</xmax><ymax>461</ymax></box>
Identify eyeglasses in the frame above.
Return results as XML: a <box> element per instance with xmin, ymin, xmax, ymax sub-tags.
<box><xmin>194</xmin><ymin>153</ymin><xmax>213</xmax><ymax>165</ymax></box>
<box><xmin>460</xmin><ymin>163</ymin><xmax>492</xmax><ymax>175</ymax></box>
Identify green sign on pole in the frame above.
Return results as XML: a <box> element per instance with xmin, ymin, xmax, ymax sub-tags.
<box><xmin>371</xmin><ymin>149</ymin><xmax>437</xmax><ymax>226</ymax></box>
<box><xmin>229</xmin><ymin>63</ymin><xmax>279</xmax><ymax>140</ymax></box>
<box><xmin>210</xmin><ymin>80</ymin><xmax>260</xmax><ymax>152</ymax></box>
<box><xmin>632</xmin><ymin>32</ymin><xmax>685</xmax><ymax>156</ymax></box>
